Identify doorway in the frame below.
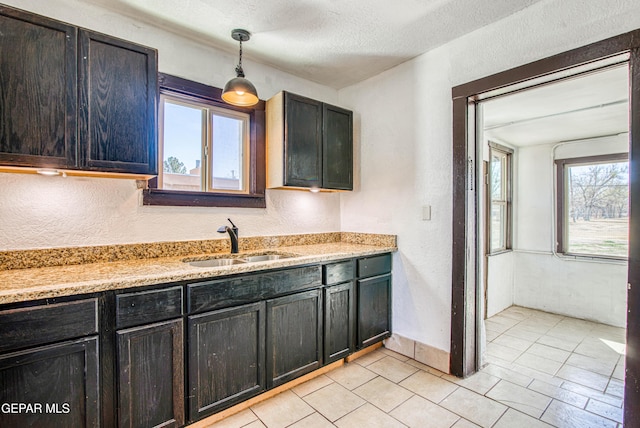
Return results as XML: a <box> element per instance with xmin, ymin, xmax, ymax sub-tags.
<box><xmin>450</xmin><ymin>30</ymin><xmax>640</xmax><ymax>424</ymax></box>
<box><xmin>480</xmin><ymin>63</ymin><xmax>629</xmax><ymax>334</ymax></box>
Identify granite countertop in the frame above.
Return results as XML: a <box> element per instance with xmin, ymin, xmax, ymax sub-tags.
<box><xmin>0</xmin><ymin>234</ymin><xmax>397</xmax><ymax>304</ymax></box>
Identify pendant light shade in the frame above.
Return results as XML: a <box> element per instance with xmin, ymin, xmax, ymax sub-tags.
<box><xmin>222</xmin><ymin>29</ymin><xmax>259</xmax><ymax>107</ymax></box>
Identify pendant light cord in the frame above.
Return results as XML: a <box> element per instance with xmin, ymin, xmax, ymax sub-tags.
<box><xmin>236</xmin><ymin>39</ymin><xmax>245</xmax><ymax>77</ymax></box>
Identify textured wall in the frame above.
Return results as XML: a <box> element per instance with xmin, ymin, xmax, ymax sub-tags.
<box><xmin>0</xmin><ymin>173</ymin><xmax>341</xmax><ymax>250</ymax></box>
<box><xmin>339</xmin><ymin>0</ymin><xmax>640</xmax><ymax>350</ymax></box>
<box><xmin>0</xmin><ymin>0</ymin><xmax>342</xmax><ymax>251</ymax></box>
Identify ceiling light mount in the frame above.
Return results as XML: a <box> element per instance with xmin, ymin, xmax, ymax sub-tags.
<box><xmin>222</xmin><ymin>28</ymin><xmax>259</xmax><ymax>107</ymax></box>
<box><xmin>231</xmin><ymin>29</ymin><xmax>251</xmax><ymax>44</ymax></box>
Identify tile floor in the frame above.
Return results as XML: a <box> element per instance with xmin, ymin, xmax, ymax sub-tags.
<box><xmin>205</xmin><ymin>306</ymin><xmax>626</xmax><ymax>428</ymax></box>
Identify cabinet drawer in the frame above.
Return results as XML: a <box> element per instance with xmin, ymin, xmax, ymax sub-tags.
<box><xmin>0</xmin><ymin>298</ymin><xmax>98</xmax><ymax>353</ymax></box>
<box><xmin>116</xmin><ymin>286</ymin><xmax>183</xmax><ymax>329</ymax></box>
<box><xmin>188</xmin><ymin>266</ymin><xmax>322</xmax><ymax>314</ymax></box>
<box><xmin>323</xmin><ymin>260</ymin><xmax>355</xmax><ymax>285</ymax></box>
<box><xmin>357</xmin><ymin>254</ymin><xmax>392</xmax><ymax>278</ymax></box>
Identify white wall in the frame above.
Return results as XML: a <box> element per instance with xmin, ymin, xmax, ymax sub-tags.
<box><xmin>512</xmin><ymin>135</ymin><xmax>628</xmax><ymax>327</ymax></box>
<box><xmin>0</xmin><ymin>0</ymin><xmax>342</xmax><ymax>251</ymax></box>
<box><xmin>339</xmin><ymin>0</ymin><xmax>640</xmax><ymax>352</ymax></box>
<box><xmin>487</xmin><ymin>252</ymin><xmax>515</xmax><ymax>318</ymax></box>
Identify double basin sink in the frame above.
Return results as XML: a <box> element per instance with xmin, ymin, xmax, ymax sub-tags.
<box><xmin>183</xmin><ymin>252</ymin><xmax>297</xmax><ymax>268</ymax></box>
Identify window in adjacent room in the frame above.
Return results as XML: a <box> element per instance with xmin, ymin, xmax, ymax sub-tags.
<box><xmin>556</xmin><ymin>153</ymin><xmax>629</xmax><ymax>258</ymax></box>
<box><xmin>488</xmin><ymin>142</ymin><xmax>513</xmax><ymax>254</ymax></box>
<box><xmin>143</xmin><ymin>73</ymin><xmax>265</xmax><ymax>208</ymax></box>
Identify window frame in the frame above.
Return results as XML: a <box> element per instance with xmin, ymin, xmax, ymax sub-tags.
<box><xmin>487</xmin><ymin>141</ymin><xmax>513</xmax><ymax>255</ymax></box>
<box><xmin>143</xmin><ymin>73</ymin><xmax>266</xmax><ymax>208</ymax></box>
<box><xmin>555</xmin><ymin>152</ymin><xmax>629</xmax><ymax>259</ymax></box>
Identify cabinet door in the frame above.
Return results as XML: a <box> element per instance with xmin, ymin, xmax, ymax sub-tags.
<box><xmin>188</xmin><ymin>302</ymin><xmax>265</xmax><ymax>420</ymax></box>
<box><xmin>0</xmin><ymin>6</ymin><xmax>77</xmax><ymax>169</ymax></box>
<box><xmin>117</xmin><ymin>319</ymin><xmax>184</xmax><ymax>428</ymax></box>
<box><xmin>324</xmin><ymin>282</ymin><xmax>355</xmax><ymax>363</ymax></box>
<box><xmin>322</xmin><ymin>104</ymin><xmax>353</xmax><ymax>190</ymax></box>
<box><xmin>0</xmin><ymin>336</ymin><xmax>99</xmax><ymax>428</ymax></box>
<box><xmin>79</xmin><ymin>30</ymin><xmax>157</xmax><ymax>174</ymax></box>
<box><xmin>266</xmin><ymin>289</ymin><xmax>322</xmax><ymax>388</ymax></box>
<box><xmin>284</xmin><ymin>92</ymin><xmax>323</xmax><ymax>188</ymax></box>
<box><xmin>357</xmin><ymin>274</ymin><xmax>392</xmax><ymax>348</ymax></box>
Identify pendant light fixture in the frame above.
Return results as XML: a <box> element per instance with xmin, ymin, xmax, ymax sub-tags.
<box><xmin>222</xmin><ymin>29</ymin><xmax>259</xmax><ymax>107</ymax></box>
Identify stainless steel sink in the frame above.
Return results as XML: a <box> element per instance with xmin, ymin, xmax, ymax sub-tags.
<box><xmin>241</xmin><ymin>254</ymin><xmax>292</xmax><ymax>263</ymax></box>
<box><xmin>183</xmin><ymin>252</ymin><xmax>296</xmax><ymax>267</ymax></box>
<box><xmin>186</xmin><ymin>258</ymin><xmax>246</xmax><ymax>268</ymax></box>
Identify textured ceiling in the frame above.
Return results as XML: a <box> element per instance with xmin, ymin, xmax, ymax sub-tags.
<box><xmin>79</xmin><ymin>0</ymin><xmax>544</xmax><ymax>88</ymax></box>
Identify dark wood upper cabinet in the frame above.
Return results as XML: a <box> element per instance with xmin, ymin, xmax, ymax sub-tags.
<box><xmin>0</xmin><ymin>5</ymin><xmax>157</xmax><ymax>175</ymax></box>
<box><xmin>79</xmin><ymin>30</ymin><xmax>157</xmax><ymax>174</ymax></box>
<box><xmin>267</xmin><ymin>91</ymin><xmax>353</xmax><ymax>191</ymax></box>
<box><xmin>0</xmin><ymin>6</ymin><xmax>78</xmax><ymax>169</ymax></box>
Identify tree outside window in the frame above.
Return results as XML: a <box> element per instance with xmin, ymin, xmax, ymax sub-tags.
<box><xmin>556</xmin><ymin>153</ymin><xmax>629</xmax><ymax>258</ymax></box>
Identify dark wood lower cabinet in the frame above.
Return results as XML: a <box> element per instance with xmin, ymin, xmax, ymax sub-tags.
<box><xmin>188</xmin><ymin>302</ymin><xmax>266</xmax><ymax>421</ymax></box>
<box><xmin>266</xmin><ymin>289</ymin><xmax>323</xmax><ymax>388</ymax></box>
<box><xmin>357</xmin><ymin>274</ymin><xmax>392</xmax><ymax>348</ymax></box>
<box><xmin>324</xmin><ymin>282</ymin><xmax>355</xmax><ymax>363</ymax></box>
<box><xmin>0</xmin><ymin>336</ymin><xmax>99</xmax><ymax>428</ymax></box>
<box><xmin>116</xmin><ymin>319</ymin><xmax>184</xmax><ymax>428</ymax></box>
<box><xmin>0</xmin><ymin>253</ymin><xmax>392</xmax><ymax>427</ymax></box>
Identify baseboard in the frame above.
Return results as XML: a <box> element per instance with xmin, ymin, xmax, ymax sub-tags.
<box><xmin>384</xmin><ymin>333</ymin><xmax>450</xmax><ymax>373</ymax></box>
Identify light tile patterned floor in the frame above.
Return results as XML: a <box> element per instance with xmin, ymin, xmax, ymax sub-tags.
<box><xmin>205</xmin><ymin>306</ymin><xmax>625</xmax><ymax>428</ymax></box>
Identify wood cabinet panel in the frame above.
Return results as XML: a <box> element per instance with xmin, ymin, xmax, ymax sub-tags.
<box><xmin>0</xmin><ymin>298</ymin><xmax>98</xmax><ymax>353</ymax></box>
<box><xmin>187</xmin><ymin>266</ymin><xmax>322</xmax><ymax>314</ymax></box>
<box><xmin>357</xmin><ymin>274</ymin><xmax>392</xmax><ymax>348</ymax></box>
<box><xmin>116</xmin><ymin>285</ymin><xmax>183</xmax><ymax>329</ymax></box>
<box><xmin>117</xmin><ymin>319</ymin><xmax>184</xmax><ymax>428</ymax></box>
<box><xmin>322</xmin><ymin>104</ymin><xmax>353</xmax><ymax>190</ymax></box>
<box><xmin>188</xmin><ymin>302</ymin><xmax>265</xmax><ymax>420</ymax></box>
<box><xmin>323</xmin><ymin>260</ymin><xmax>355</xmax><ymax>285</ymax></box>
<box><xmin>0</xmin><ymin>337</ymin><xmax>99</xmax><ymax>428</ymax></box>
<box><xmin>0</xmin><ymin>6</ymin><xmax>77</xmax><ymax>168</ymax></box>
<box><xmin>357</xmin><ymin>254</ymin><xmax>392</xmax><ymax>278</ymax></box>
<box><xmin>324</xmin><ymin>282</ymin><xmax>355</xmax><ymax>363</ymax></box>
<box><xmin>266</xmin><ymin>289</ymin><xmax>322</xmax><ymax>388</ymax></box>
<box><xmin>284</xmin><ymin>93</ymin><xmax>323</xmax><ymax>188</ymax></box>
<box><xmin>79</xmin><ymin>30</ymin><xmax>157</xmax><ymax>174</ymax></box>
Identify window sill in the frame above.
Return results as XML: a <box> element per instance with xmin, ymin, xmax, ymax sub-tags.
<box><xmin>557</xmin><ymin>252</ymin><xmax>628</xmax><ymax>264</ymax></box>
<box><xmin>142</xmin><ymin>188</ymin><xmax>265</xmax><ymax>208</ymax></box>
<box><xmin>488</xmin><ymin>249</ymin><xmax>513</xmax><ymax>256</ymax></box>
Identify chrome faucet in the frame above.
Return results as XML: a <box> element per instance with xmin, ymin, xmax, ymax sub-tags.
<box><xmin>217</xmin><ymin>218</ymin><xmax>239</xmax><ymax>254</ymax></box>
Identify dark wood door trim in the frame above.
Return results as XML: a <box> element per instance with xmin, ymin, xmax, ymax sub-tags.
<box><xmin>451</xmin><ymin>28</ymin><xmax>640</xmax><ymax>424</ymax></box>
<box><xmin>627</xmin><ymin>46</ymin><xmax>640</xmax><ymax>425</ymax></box>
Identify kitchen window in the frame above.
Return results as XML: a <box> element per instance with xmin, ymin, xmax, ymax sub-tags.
<box><xmin>488</xmin><ymin>142</ymin><xmax>513</xmax><ymax>254</ymax></box>
<box><xmin>555</xmin><ymin>153</ymin><xmax>629</xmax><ymax>259</ymax></box>
<box><xmin>143</xmin><ymin>73</ymin><xmax>265</xmax><ymax>208</ymax></box>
